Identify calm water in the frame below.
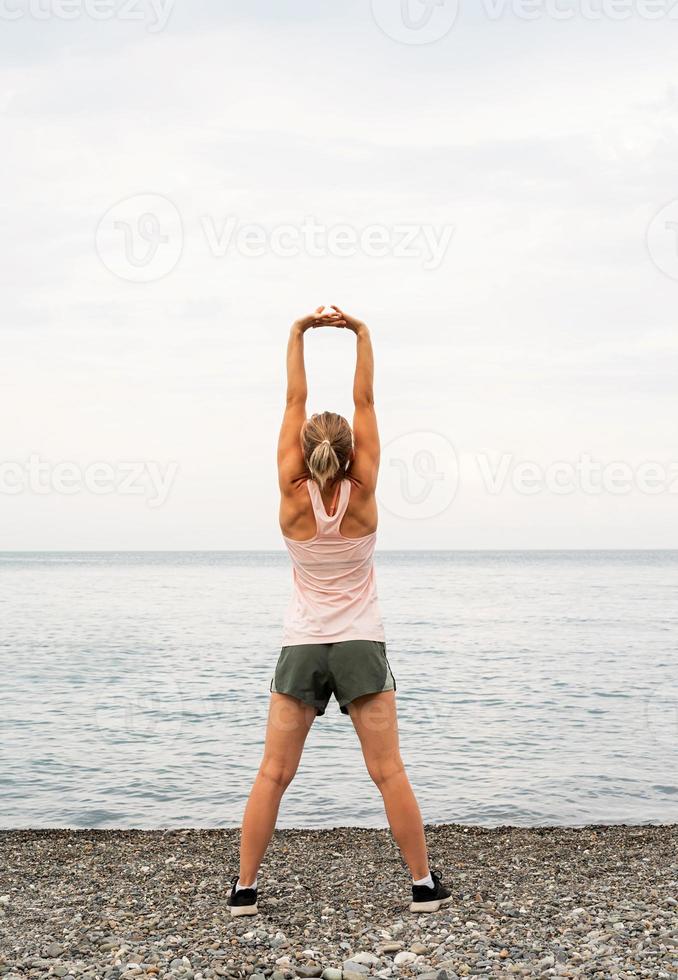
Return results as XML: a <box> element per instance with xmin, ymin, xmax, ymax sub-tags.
<box><xmin>1</xmin><ymin>551</ymin><xmax>676</xmax><ymax>829</ymax></box>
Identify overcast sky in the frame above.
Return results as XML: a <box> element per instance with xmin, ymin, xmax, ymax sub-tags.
<box><xmin>2</xmin><ymin>0</ymin><xmax>677</xmax><ymax>549</ymax></box>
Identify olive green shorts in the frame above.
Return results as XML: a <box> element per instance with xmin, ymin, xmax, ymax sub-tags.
<box><xmin>270</xmin><ymin>640</ymin><xmax>396</xmax><ymax>716</ymax></box>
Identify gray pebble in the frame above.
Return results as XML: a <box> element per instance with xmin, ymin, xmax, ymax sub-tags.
<box><xmin>349</xmin><ymin>952</ymin><xmax>380</xmax><ymax>966</ymax></box>
<box><xmin>3</xmin><ymin>826</ymin><xmax>675</xmax><ymax>980</ymax></box>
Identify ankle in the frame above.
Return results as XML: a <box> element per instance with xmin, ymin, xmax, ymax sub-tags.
<box><xmin>236</xmin><ymin>875</ymin><xmax>258</xmax><ymax>891</ymax></box>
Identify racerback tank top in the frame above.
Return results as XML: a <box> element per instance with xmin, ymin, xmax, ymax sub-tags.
<box><xmin>281</xmin><ymin>478</ymin><xmax>385</xmax><ymax>646</ymax></box>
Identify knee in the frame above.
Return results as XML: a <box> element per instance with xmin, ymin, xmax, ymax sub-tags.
<box><xmin>366</xmin><ymin>754</ymin><xmax>405</xmax><ymax>789</ymax></box>
<box><xmin>259</xmin><ymin>756</ymin><xmax>296</xmax><ymax>791</ymax></box>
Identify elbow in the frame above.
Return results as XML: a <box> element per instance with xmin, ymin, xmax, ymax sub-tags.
<box><xmin>286</xmin><ymin>393</ymin><xmax>306</xmax><ymax>408</ymax></box>
<box><xmin>354</xmin><ymin>391</ymin><xmax>375</xmax><ymax>408</ymax></box>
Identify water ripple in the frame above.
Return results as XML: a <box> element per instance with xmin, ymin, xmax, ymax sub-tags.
<box><xmin>1</xmin><ymin>550</ymin><xmax>677</xmax><ymax>828</ymax></box>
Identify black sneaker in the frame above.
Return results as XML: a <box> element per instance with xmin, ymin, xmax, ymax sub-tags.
<box><xmin>227</xmin><ymin>874</ymin><xmax>258</xmax><ymax>917</ymax></box>
<box><xmin>409</xmin><ymin>869</ymin><xmax>452</xmax><ymax>913</ymax></box>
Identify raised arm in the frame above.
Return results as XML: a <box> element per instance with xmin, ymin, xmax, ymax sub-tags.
<box><xmin>277</xmin><ymin>306</ymin><xmax>345</xmax><ymax>493</ymax></box>
<box><xmin>331</xmin><ymin>306</ymin><xmax>380</xmax><ymax>492</ymax></box>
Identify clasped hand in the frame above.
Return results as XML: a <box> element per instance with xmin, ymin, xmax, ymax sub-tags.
<box><xmin>292</xmin><ymin>305</ymin><xmax>367</xmax><ymax>335</ymax></box>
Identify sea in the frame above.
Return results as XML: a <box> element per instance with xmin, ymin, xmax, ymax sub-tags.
<box><xmin>1</xmin><ymin>551</ymin><xmax>676</xmax><ymax>829</ymax></box>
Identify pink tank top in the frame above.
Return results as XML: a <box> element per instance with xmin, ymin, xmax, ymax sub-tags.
<box><xmin>281</xmin><ymin>478</ymin><xmax>385</xmax><ymax>646</ymax></box>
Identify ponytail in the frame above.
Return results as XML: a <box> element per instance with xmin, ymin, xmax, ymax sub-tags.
<box><xmin>307</xmin><ymin>438</ymin><xmax>340</xmax><ymax>490</ymax></box>
<box><xmin>301</xmin><ymin>413</ymin><xmax>353</xmax><ymax>489</ymax></box>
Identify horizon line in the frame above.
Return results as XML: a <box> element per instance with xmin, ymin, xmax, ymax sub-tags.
<box><xmin>2</xmin><ymin>548</ymin><xmax>678</xmax><ymax>555</ymax></box>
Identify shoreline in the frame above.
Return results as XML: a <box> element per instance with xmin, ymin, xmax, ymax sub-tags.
<box><xmin>1</xmin><ymin>824</ymin><xmax>676</xmax><ymax>979</ymax></box>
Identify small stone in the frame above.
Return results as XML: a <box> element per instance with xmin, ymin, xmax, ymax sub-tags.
<box><xmin>295</xmin><ymin>969</ymin><xmax>322</xmax><ymax>979</ymax></box>
<box><xmin>322</xmin><ymin>970</ymin><xmax>343</xmax><ymax>980</ymax></box>
<box><xmin>380</xmin><ymin>943</ymin><xmax>403</xmax><ymax>954</ymax></box>
<box><xmin>394</xmin><ymin>951</ymin><xmax>417</xmax><ymax>965</ymax></box>
<box><xmin>46</xmin><ymin>943</ymin><xmax>64</xmax><ymax>958</ymax></box>
<box><xmin>410</xmin><ymin>943</ymin><xmax>429</xmax><ymax>955</ymax></box>
<box><xmin>343</xmin><ymin>961</ymin><xmax>369</xmax><ymax>975</ymax></box>
<box><xmin>350</xmin><ymin>952</ymin><xmax>381</xmax><ymax>965</ymax></box>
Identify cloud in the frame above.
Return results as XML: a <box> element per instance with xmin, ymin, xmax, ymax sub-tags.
<box><xmin>1</xmin><ymin>10</ymin><xmax>675</xmax><ymax>546</ymax></box>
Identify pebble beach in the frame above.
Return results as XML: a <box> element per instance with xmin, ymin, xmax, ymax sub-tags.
<box><xmin>1</xmin><ymin>825</ymin><xmax>676</xmax><ymax>980</ymax></box>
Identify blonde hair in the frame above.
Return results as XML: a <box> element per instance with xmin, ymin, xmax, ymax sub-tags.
<box><xmin>302</xmin><ymin>412</ymin><xmax>353</xmax><ymax>490</ymax></box>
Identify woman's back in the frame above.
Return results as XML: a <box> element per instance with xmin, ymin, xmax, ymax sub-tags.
<box><xmin>281</xmin><ymin>478</ymin><xmax>385</xmax><ymax>646</ymax></box>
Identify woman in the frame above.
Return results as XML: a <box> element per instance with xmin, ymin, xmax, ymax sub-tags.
<box><xmin>228</xmin><ymin>306</ymin><xmax>451</xmax><ymax>917</ymax></box>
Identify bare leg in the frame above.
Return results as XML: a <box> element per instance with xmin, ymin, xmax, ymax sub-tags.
<box><xmin>238</xmin><ymin>693</ymin><xmax>317</xmax><ymax>884</ymax></box>
<box><xmin>348</xmin><ymin>690</ymin><xmax>429</xmax><ymax>879</ymax></box>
